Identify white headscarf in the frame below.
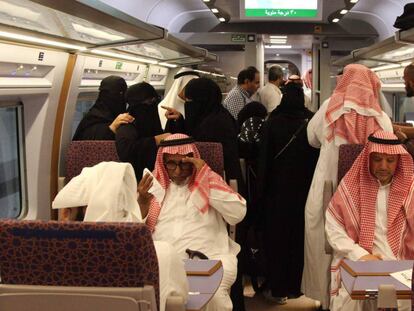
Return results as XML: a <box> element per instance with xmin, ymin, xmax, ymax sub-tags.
<box><xmin>158</xmin><ymin>68</ymin><xmax>199</xmax><ymax>129</ymax></box>
<box><xmin>52</xmin><ymin>162</ymin><xmax>141</xmax><ymax>222</ymax></box>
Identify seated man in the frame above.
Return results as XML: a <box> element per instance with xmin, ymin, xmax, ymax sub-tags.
<box><xmin>325</xmin><ymin>130</ymin><xmax>414</xmax><ymax>311</ymax></box>
<box><xmin>138</xmin><ymin>133</ymin><xmax>247</xmax><ymax>311</ymax></box>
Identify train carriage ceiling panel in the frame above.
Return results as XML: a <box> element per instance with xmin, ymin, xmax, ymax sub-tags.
<box><xmin>0</xmin><ymin>0</ymin><xmax>216</xmax><ymax>67</ymax></box>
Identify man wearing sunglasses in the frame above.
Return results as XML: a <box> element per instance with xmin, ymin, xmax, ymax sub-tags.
<box><xmin>137</xmin><ymin>133</ymin><xmax>246</xmax><ymax>311</ymax></box>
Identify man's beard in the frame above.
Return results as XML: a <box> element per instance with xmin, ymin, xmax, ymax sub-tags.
<box><xmin>406</xmin><ymin>85</ymin><xmax>414</xmax><ymax>97</ymax></box>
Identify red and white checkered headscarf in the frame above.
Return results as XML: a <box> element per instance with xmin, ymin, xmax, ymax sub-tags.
<box><xmin>145</xmin><ymin>133</ymin><xmax>237</xmax><ymax>232</ymax></box>
<box><xmin>325</xmin><ymin>64</ymin><xmax>383</xmax><ymax>144</ymax></box>
<box><xmin>303</xmin><ymin>69</ymin><xmax>312</xmax><ymax>89</ymax></box>
<box><xmin>328</xmin><ymin>130</ymin><xmax>414</xmax><ymax>259</ymax></box>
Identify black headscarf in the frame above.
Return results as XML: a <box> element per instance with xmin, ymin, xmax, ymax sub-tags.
<box><xmin>73</xmin><ymin>75</ymin><xmax>127</xmax><ymax>140</ymax></box>
<box><xmin>183</xmin><ymin>77</ymin><xmax>224</xmax><ymax>134</ymax></box>
<box><xmin>126</xmin><ymin>82</ymin><xmax>163</xmax><ymax>136</ymax></box>
<box><xmin>237</xmin><ymin>101</ymin><xmax>267</xmax><ymax>128</ymax></box>
<box><xmin>270</xmin><ymin>82</ymin><xmax>307</xmax><ymax>118</ymax></box>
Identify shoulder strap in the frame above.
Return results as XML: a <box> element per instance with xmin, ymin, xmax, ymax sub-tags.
<box><xmin>273</xmin><ymin>118</ymin><xmax>309</xmax><ymax>160</ymax></box>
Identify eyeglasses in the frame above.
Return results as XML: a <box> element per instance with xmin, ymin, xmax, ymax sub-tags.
<box><xmin>165</xmin><ymin>160</ymin><xmax>193</xmax><ymax>171</ymax></box>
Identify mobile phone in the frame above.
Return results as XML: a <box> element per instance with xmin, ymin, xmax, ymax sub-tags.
<box><xmin>143</xmin><ymin>168</ymin><xmax>165</xmax><ymax>202</ymax></box>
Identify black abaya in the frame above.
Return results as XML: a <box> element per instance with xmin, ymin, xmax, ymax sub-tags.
<box><xmin>257</xmin><ymin>83</ymin><xmax>319</xmax><ymax>297</ymax></box>
<box><xmin>73</xmin><ymin>76</ymin><xmax>127</xmax><ymax>140</ymax></box>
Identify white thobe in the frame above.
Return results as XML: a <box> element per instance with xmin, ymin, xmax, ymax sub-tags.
<box><xmin>154</xmin><ymin>241</ymin><xmax>189</xmax><ymax>311</ymax></box>
<box><xmin>302</xmin><ymin>99</ymin><xmax>393</xmax><ymax>308</ymax></box>
<box><xmin>258</xmin><ymin>83</ymin><xmax>282</xmax><ymax>113</ymax></box>
<box><xmin>152</xmin><ymin>181</ymin><xmax>246</xmax><ymax>311</ymax></box>
<box><xmin>326</xmin><ymin>183</ymin><xmax>411</xmax><ymax>311</ymax></box>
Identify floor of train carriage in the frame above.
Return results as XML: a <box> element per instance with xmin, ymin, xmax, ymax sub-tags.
<box><xmin>243</xmin><ymin>277</ymin><xmax>321</xmax><ymax>311</ymax></box>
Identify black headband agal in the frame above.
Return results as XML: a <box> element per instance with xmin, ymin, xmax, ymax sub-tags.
<box><xmin>173</xmin><ymin>71</ymin><xmax>200</xmax><ymax>79</ymax></box>
<box><xmin>159</xmin><ymin>137</ymin><xmax>195</xmax><ymax>147</ymax></box>
<box><xmin>368</xmin><ymin>134</ymin><xmax>402</xmax><ymax>145</ymax></box>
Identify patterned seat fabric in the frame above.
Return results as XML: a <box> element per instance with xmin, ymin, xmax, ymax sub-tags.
<box><xmin>337</xmin><ymin>144</ymin><xmax>364</xmax><ymax>183</ymax></box>
<box><xmin>0</xmin><ymin>220</ymin><xmax>160</xmax><ymax>310</ymax></box>
<box><xmin>66</xmin><ymin>140</ymin><xmax>223</xmax><ymax>180</ymax></box>
<box><xmin>195</xmin><ymin>142</ymin><xmax>224</xmax><ymax>177</ymax></box>
<box><xmin>66</xmin><ymin>140</ymin><xmax>119</xmax><ymax>182</ymax></box>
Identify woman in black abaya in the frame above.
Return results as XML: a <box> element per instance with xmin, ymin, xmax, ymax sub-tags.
<box><xmin>116</xmin><ymin>82</ymin><xmax>170</xmax><ymax>180</ymax></box>
<box><xmin>73</xmin><ymin>75</ymin><xmax>133</xmax><ymax>140</ymax></box>
<box><xmin>257</xmin><ymin>83</ymin><xmax>319</xmax><ymax>303</ymax></box>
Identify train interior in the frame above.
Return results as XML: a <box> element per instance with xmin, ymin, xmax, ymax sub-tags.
<box><xmin>1</xmin><ymin>0</ymin><xmax>414</xmax><ymax>310</ymax></box>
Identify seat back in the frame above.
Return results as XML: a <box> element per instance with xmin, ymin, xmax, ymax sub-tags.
<box><xmin>0</xmin><ymin>220</ymin><xmax>159</xmax><ymax>310</ymax></box>
<box><xmin>66</xmin><ymin>140</ymin><xmax>119</xmax><ymax>181</ymax></box>
<box><xmin>0</xmin><ymin>284</ymin><xmax>157</xmax><ymax>311</ymax></box>
<box><xmin>66</xmin><ymin>140</ymin><xmax>224</xmax><ymax>180</ymax></box>
<box><xmin>194</xmin><ymin>142</ymin><xmax>224</xmax><ymax>177</ymax></box>
<box><xmin>337</xmin><ymin>144</ymin><xmax>364</xmax><ymax>184</ymax></box>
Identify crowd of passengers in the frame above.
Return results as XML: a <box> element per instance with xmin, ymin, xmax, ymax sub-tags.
<box><xmin>54</xmin><ymin>61</ymin><xmax>414</xmax><ymax>311</ymax></box>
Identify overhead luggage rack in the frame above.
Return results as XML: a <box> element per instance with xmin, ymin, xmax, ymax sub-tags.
<box><xmin>333</xmin><ymin>27</ymin><xmax>414</xmax><ymax>70</ymax></box>
<box><xmin>0</xmin><ymin>0</ymin><xmax>217</xmax><ymax>67</ymax></box>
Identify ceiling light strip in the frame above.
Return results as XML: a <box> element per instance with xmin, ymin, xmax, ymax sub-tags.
<box><xmin>0</xmin><ymin>30</ymin><xmax>87</xmax><ymax>50</ymax></box>
<box><xmin>90</xmin><ymin>49</ymin><xmax>158</xmax><ymax>64</ymax></box>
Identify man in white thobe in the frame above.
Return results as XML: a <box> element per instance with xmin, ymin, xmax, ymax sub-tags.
<box><xmin>137</xmin><ymin>133</ymin><xmax>247</xmax><ymax>311</ymax></box>
<box><xmin>257</xmin><ymin>65</ymin><xmax>283</xmax><ymax>113</ymax></box>
<box><xmin>326</xmin><ymin>130</ymin><xmax>414</xmax><ymax>311</ymax></box>
<box><xmin>303</xmin><ymin>64</ymin><xmax>393</xmax><ymax>309</ymax></box>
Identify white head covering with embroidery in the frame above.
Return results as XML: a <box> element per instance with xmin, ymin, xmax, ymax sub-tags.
<box><xmin>158</xmin><ymin>68</ymin><xmax>199</xmax><ymax>129</ymax></box>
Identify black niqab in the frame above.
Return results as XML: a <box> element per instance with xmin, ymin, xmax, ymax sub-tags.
<box><xmin>116</xmin><ymin>82</ymin><xmax>164</xmax><ymax>180</ymax></box>
<box><xmin>126</xmin><ymin>82</ymin><xmax>162</xmax><ymax>135</ymax></box>
<box><xmin>184</xmin><ymin>77</ymin><xmax>224</xmax><ymax>134</ymax></box>
<box><xmin>73</xmin><ymin>75</ymin><xmax>127</xmax><ymax>140</ymax></box>
<box><xmin>271</xmin><ymin>82</ymin><xmax>307</xmax><ymax>117</ymax></box>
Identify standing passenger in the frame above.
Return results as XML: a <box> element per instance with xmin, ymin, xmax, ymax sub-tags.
<box><xmin>258</xmin><ymin>83</ymin><xmax>319</xmax><ymax>304</ymax></box>
<box><xmin>257</xmin><ymin>65</ymin><xmax>284</xmax><ymax>114</ymax></box>
<box><xmin>302</xmin><ymin>64</ymin><xmax>393</xmax><ymax>309</ymax></box>
<box><xmin>158</xmin><ymin>68</ymin><xmax>199</xmax><ymax>129</ymax></box>
<box><xmin>223</xmin><ymin>66</ymin><xmax>260</xmax><ymax>120</ymax></box>
<box><xmin>116</xmin><ymin>82</ymin><xmax>170</xmax><ymax>180</ymax></box>
<box><xmin>73</xmin><ymin>75</ymin><xmax>133</xmax><ymax>140</ymax></box>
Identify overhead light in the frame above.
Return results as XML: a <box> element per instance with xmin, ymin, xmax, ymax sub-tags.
<box><xmin>276</xmin><ymin>53</ymin><xmax>280</xmax><ymax>56</ymax></box>
<box><xmin>340</xmin><ymin>9</ymin><xmax>348</xmax><ymax>14</ymax></box>
<box><xmin>270</xmin><ymin>35</ymin><xmax>287</xmax><ymax>39</ymax></box>
<box><xmin>158</xmin><ymin>62</ymin><xmax>177</xmax><ymax>68</ymax></box>
<box><xmin>230</xmin><ymin>76</ymin><xmax>237</xmax><ymax>80</ymax></box>
<box><xmin>0</xmin><ymin>30</ymin><xmax>87</xmax><ymax>50</ymax></box>
<box><xmin>90</xmin><ymin>49</ymin><xmax>158</xmax><ymax>64</ymax></box>
<box><xmin>265</xmin><ymin>45</ymin><xmax>292</xmax><ymax>49</ymax></box>
<box><xmin>332</xmin><ymin>18</ymin><xmax>340</xmax><ymax>23</ymax></box>
<box><xmin>203</xmin><ymin>0</ymin><xmax>210</xmax><ymax>2</ymax></box>
<box><xmin>211</xmin><ymin>8</ymin><xmax>219</xmax><ymax>13</ymax></box>
<box><xmin>218</xmin><ymin>17</ymin><xmax>226</xmax><ymax>22</ymax></box>
<box><xmin>371</xmin><ymin>64</ymin><xmax>401</xmax><ymax>72</ymax></box>
<box><xmin>270</xmin><ymin>39</ymin><xmax>287</xmax><ymax>44</ymax></box>
<box><xmin>350</xmin><ymin>0</ymin><xmax>358</xmax><ymax>3</ymax></box>
<box><xmin>402</xmin><ymin>61</ymin><xmax>413</xmax><ymax>67</ymax></box>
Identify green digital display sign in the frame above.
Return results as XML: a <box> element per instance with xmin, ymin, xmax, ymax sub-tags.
<box><xmin>244</xmin><ymin>0</ymin><xmax>319</xmax><ymax>19</ymax></box>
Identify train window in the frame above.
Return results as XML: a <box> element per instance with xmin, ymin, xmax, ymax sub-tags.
<box><xmin>0</xmin><ymin>102</ymin><xmax>26</xmax><ymax>219</ymax></box>
<box><xmin>71</xmin><ymin>93</ymin><xmax>97</xmax><ymax>138</ymax></box>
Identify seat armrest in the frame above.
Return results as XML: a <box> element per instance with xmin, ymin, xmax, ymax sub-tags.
<box><xmin>165</xmin><ymin>295</ymin><xmax>185</xmax><ymax>311</ymax></box>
